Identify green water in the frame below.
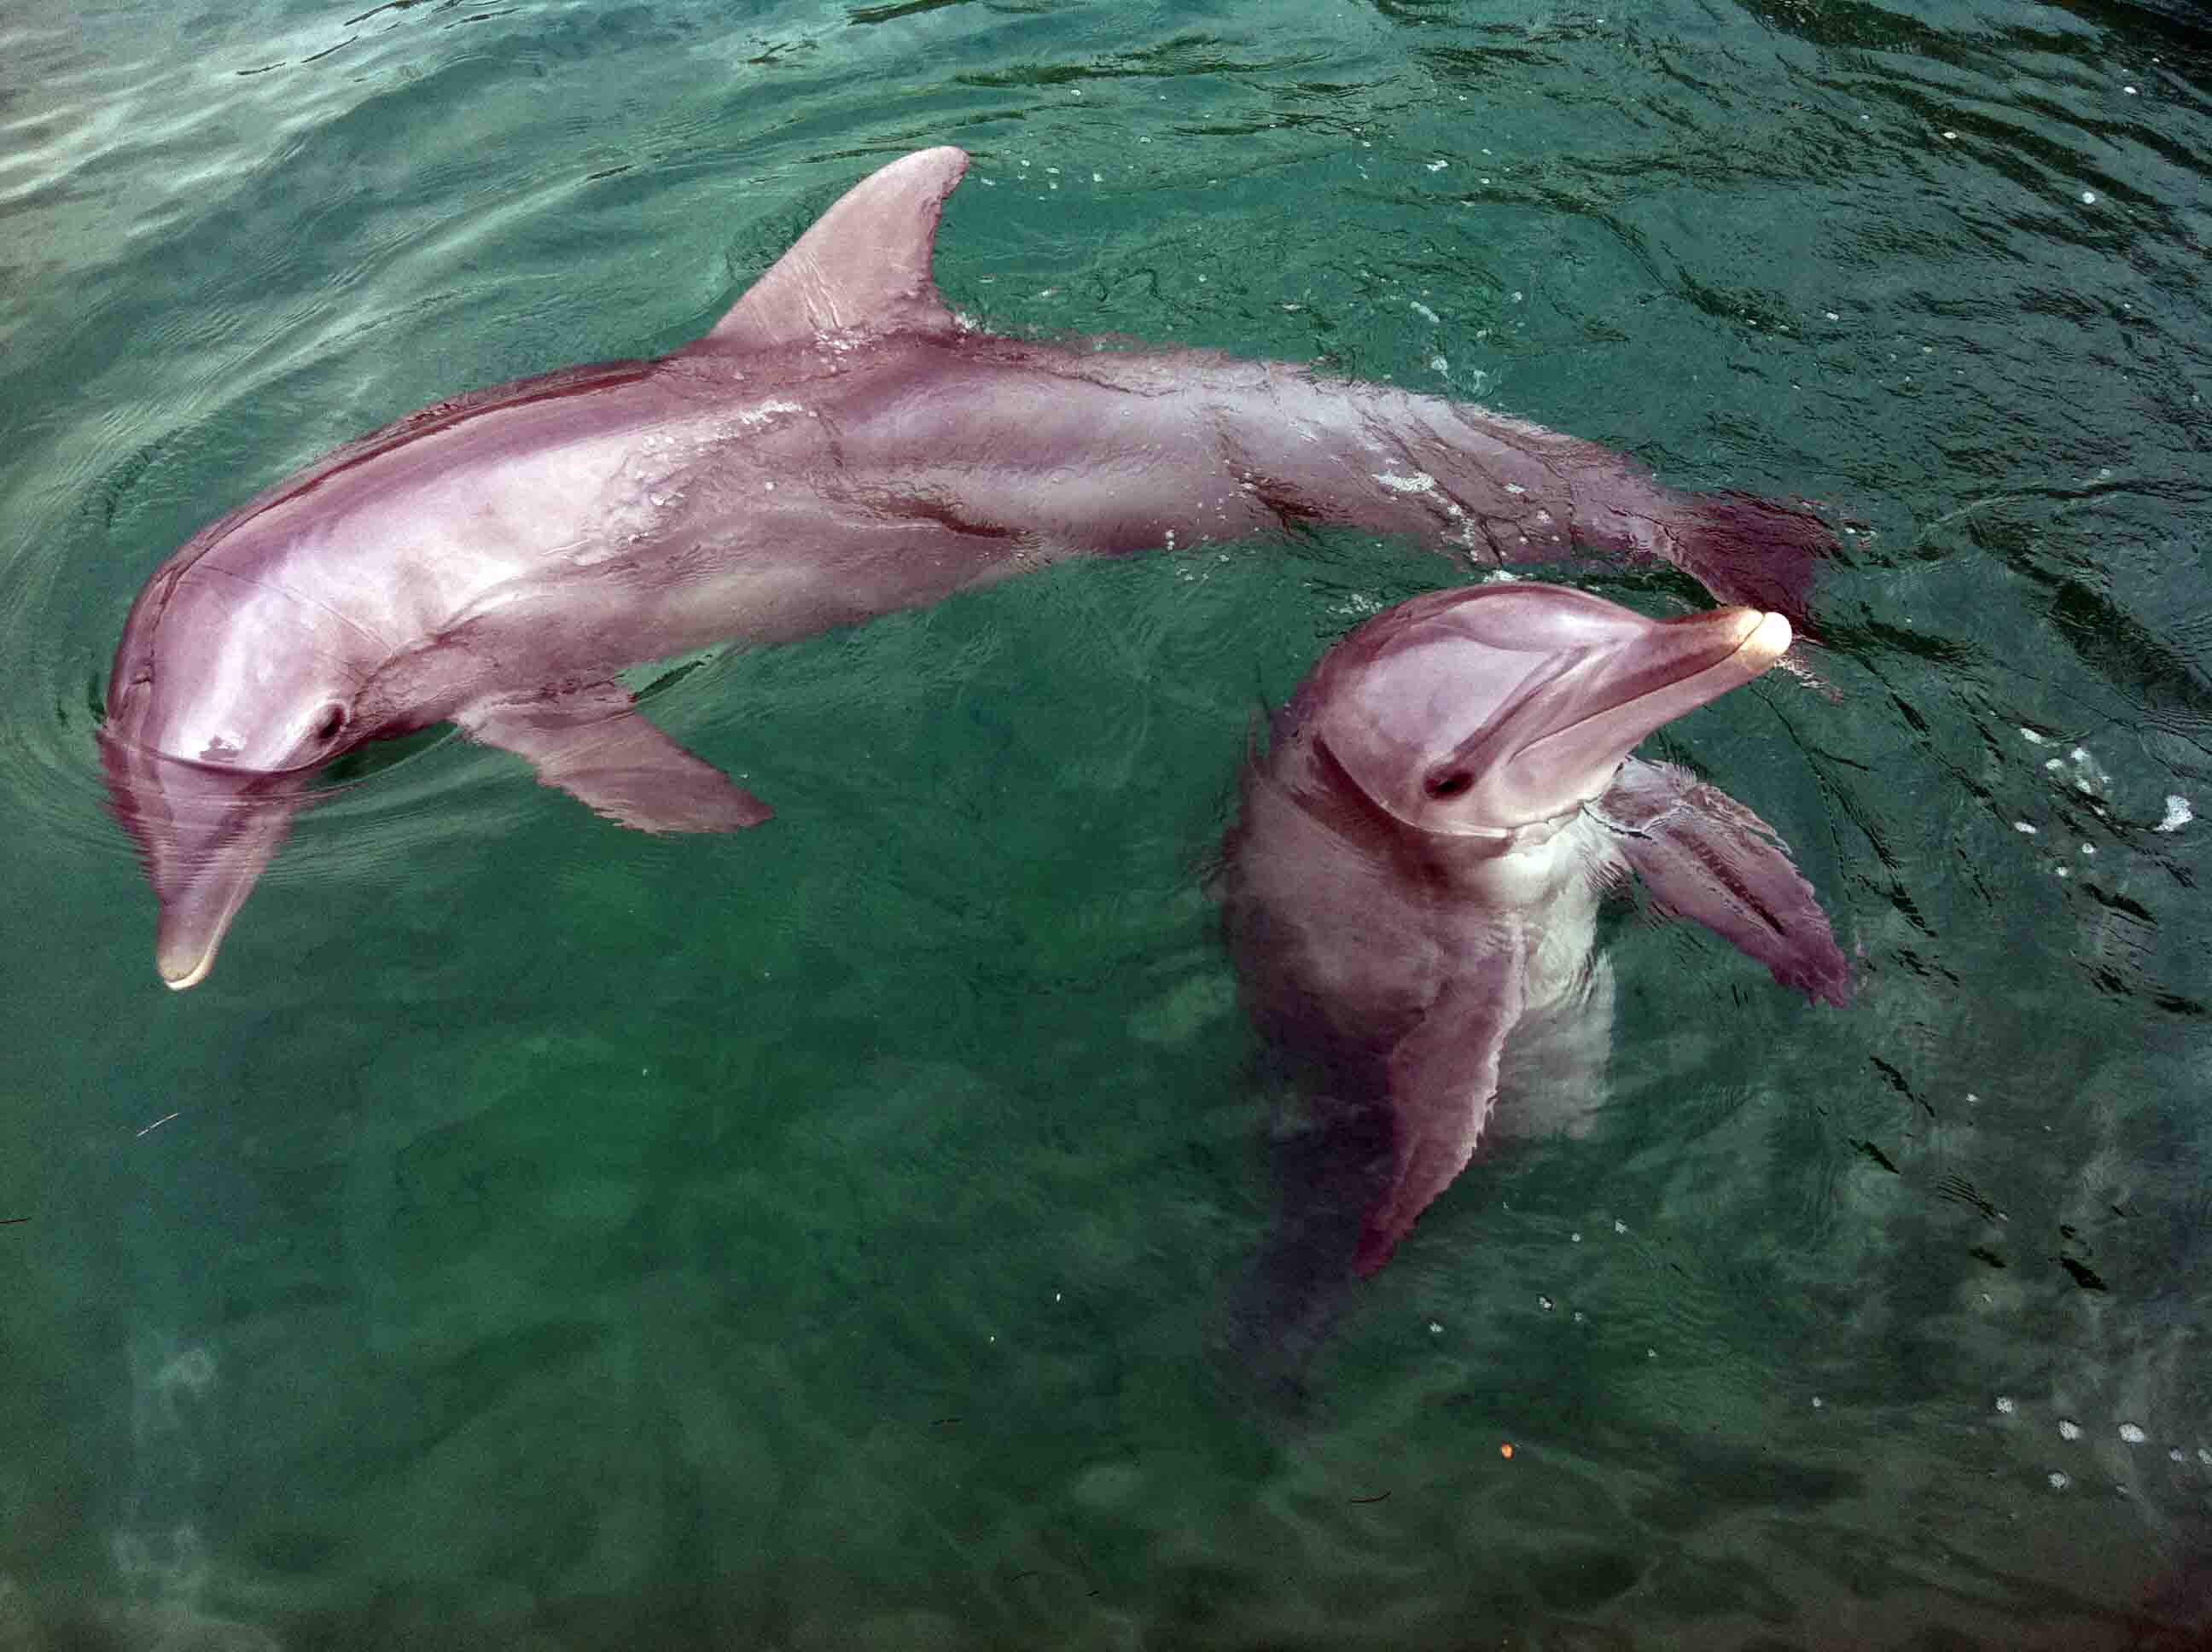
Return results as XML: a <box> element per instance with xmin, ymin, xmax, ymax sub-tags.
<box><xmin>3</xmin><ymin>0</ymin><xmax>2209</xmax><ymax>1646</ymax></box>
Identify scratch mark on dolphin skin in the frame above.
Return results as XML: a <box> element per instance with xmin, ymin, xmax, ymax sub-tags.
<box><xmin>190</xmin><ymin>564</ymin><xmax>396</xmax><ymax>657</ymax></box>
<box><xmin>136</xmin><ymin>1112</ymin><xmax>180</xmax><ymax>1137</ymax></box>
<box><xmin>1</xmin><ymin>1217</ymin><xmax>28</xmax><ymax>1226</ymax></box>
<box><xmin>1348</xmin><ymin>1491</ymin><xmax>1392</xmax><ymax>1504</ymax></box>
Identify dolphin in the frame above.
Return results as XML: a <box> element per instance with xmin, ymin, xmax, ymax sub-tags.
<box><xmin>102</xmin><ymin>145</ymin><xmax>1837</xmax><ymax>989</ymax></box>
<box><xmin>1214</xmin><ymin>580</ymin><xmax>1848</xmax><ymax>1318</ymax></box>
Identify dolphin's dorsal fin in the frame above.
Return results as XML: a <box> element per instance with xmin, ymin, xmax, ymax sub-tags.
<box><xmin>697</xmin><ymin>147</ymin><xmax>969</xmax><ymax>353</ymax></box>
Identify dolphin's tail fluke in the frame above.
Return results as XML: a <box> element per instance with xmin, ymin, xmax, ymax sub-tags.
<box><xmin>1665</xmin><ymin>489</ymin><xmax>1837</xmax><ymax>637</ymax></box>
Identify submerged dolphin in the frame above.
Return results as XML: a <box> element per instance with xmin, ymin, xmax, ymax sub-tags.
<box><xmin>102</xmin><ymin>145</ymin><xmax>1836</xmax><ymax>988</ymax></box>
<box><xmin>1216</xmin><ymin>581</ymin><xmax>1848</xmax><ymax>1307</ymax></box>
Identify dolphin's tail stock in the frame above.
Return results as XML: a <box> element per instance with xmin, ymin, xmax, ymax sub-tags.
<box><xmin>1177</xmin><ymin>364</ymin><xmax>1840</xmax><ymax>631</ymax></box>
<box><xmin>1365</xmin><ymin>393</ymin><xmax>1839</xmax><ymax>630</ymax></box>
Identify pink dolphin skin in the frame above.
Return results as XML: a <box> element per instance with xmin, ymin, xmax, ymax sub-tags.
<box><xmin>1217</xmin><ymin>582</ymin><xmax>1851</xmax><ymax>1287</ymax></box>
<box><xmin>102</xmin><ymin>146</ymin><xmax>1836</xmax><ymax>989</ymax></box>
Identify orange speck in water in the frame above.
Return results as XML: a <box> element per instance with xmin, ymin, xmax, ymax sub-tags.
<box><xmin>1499</xmin><ymin>1443</ymin><xmax>1516</xmax><ymax>1459</ymax></box>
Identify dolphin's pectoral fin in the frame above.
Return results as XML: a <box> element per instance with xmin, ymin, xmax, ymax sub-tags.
<box><xmin>696</xmin><ymin>147</ymin><xmax>969</xmax><ymax>352</ymax></box>
<box><xmin>1354</xmin><ymin>943</ymin><xmax>1527</xmax><ymax>1277</ymax></box>
<box><xmin>1598</xmin><ymin>757</ymin><xmax>1850</xmax><ymax>1008</ymax></box>
<box><xmin>457</xmin><ymin>681</ymin><xmax>773</xmax><ymax>834</ymax></box>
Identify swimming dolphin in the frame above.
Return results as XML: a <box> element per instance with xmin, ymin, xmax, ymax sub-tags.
<box><xmin>102</xmin><ymin>145</ymin><xmax>1836</xmax><ymax>989</ymax></box>
<box><xmin>1216</xmin><ymin>581</ymin><xmax>1849</xmax><ymax>1302</ymax></box>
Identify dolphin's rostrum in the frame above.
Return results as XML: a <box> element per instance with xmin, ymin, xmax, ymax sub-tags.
<box><xmin>1216</xmin><ymin>581</ymin><xmax>1850</xmax><ymax>1314</ymax></box>
<box><xmin>102</xmin><ymin>147</ymin><xmax>1835</xmax><ymax>987</ymax></box>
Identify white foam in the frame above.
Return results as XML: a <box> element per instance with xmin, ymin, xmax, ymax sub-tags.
<box><xmin>734</xmin><ymin>399</ymin><xmax>806</xmax><ymax>428</ymax></box>
<box><xmin>2157</xmin><ymin>795</ymin><xmax>2192</xmax><ymax>832</ymax></box>
<box><xmin>1373</xmin><ymin>470</ymin><xmax>1437</xmax><ymax>495</ymax></box>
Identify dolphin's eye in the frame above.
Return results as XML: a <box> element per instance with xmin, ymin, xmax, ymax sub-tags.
<box><xmin>1424</xmin><ymin>771</ymin><xmax>1473</xmax><ymax>800</ymax></box>
<box><xmin>314</xmin><ymin>705</ymin><xmax>347</xmax><ymax>742</ymax></box>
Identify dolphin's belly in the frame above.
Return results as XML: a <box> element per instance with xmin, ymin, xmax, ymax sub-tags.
<box><xmin>1445</xmin><ymin>836</ymin><xmax>1609</xmax><ymax>1017</ymax></box>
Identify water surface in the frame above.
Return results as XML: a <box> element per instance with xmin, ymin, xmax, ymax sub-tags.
<box><xmin>3</xmin><ymin>0</ymin><xmax>2209</xmax><ymax>1646</ymax></box>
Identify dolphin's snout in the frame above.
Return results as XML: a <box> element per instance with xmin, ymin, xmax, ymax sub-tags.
<box><xmin>102</xmin><ymin>730</ymin><xmax>308</xmax><ymax>992</ymax></box>
<box><xmin>157</xmin><ymin>934</ymin><xmax>220</xmax><ymax>992</ymax></box>
<box><xmin>1735</xmin><ymin>610</ymin><xmax>1792</xmax><ymax>671</ymax></box>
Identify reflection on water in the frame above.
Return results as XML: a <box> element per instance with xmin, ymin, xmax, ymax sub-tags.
<box><xmin>2</xmin><ymin>0</ymin><xmax>2209</xmax><ymax>1646</ymax></box>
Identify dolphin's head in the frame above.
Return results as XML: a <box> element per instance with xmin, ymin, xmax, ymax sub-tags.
<box><xmin>102</xmin><ymin>558</ymin><xmax>375</xmax><ymax>989</ymax></box>
<box><xmin>1301</xmin><ymin>583</ymin><xmax>1790</xmax><ymax>841</ymax></box>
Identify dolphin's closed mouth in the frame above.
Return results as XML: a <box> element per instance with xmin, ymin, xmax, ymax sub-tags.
<box><xmin>154</xmin><ymin>842</ymin><xmax>271</xmax><ymax>991</ymax></box>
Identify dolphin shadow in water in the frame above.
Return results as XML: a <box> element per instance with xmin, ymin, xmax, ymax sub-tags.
<box><xmin>1210</xmin><ymin>582</ymin><xmax>1850</xmax><ymax>1396</ymax></box>
<box><xmin>102</xmin><ymin>146</ymin><xmax>1840</xmax><ymax>988</ymax></box>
